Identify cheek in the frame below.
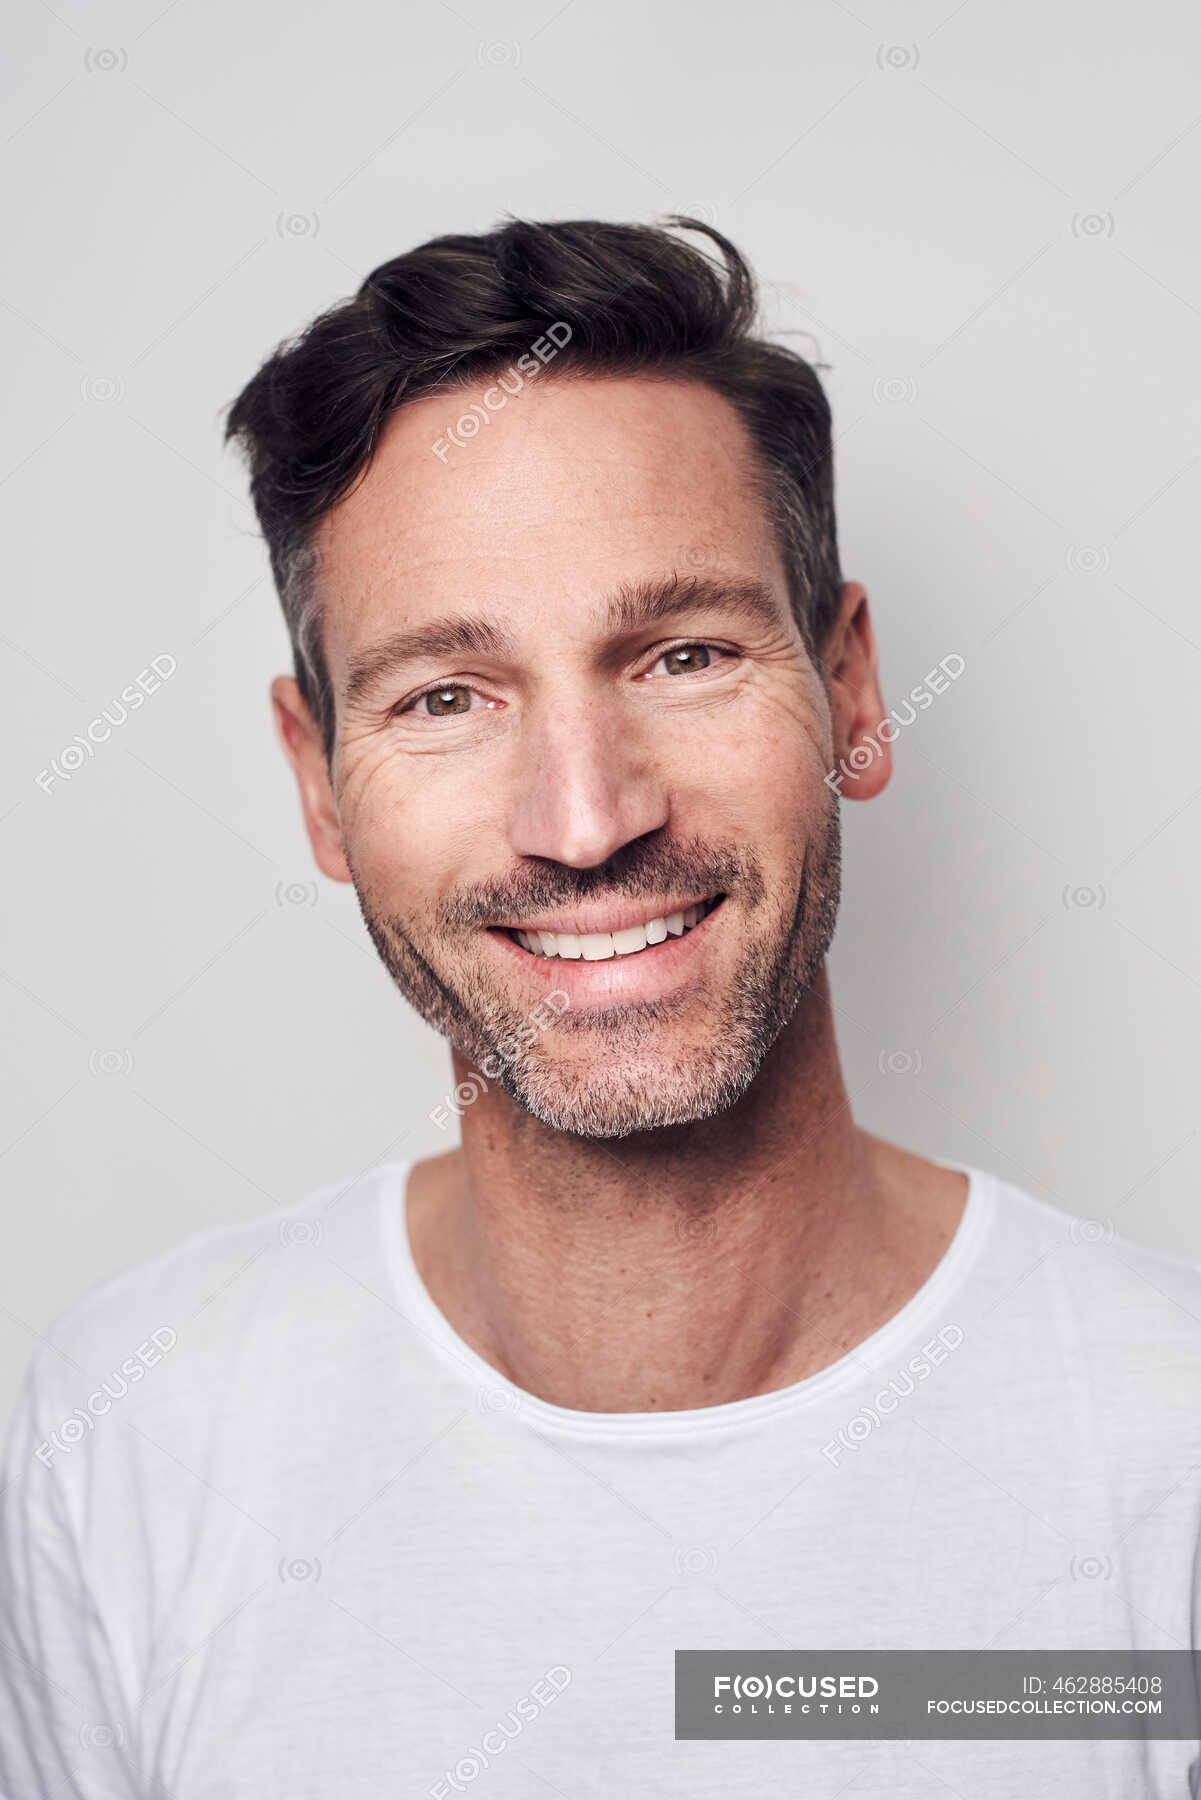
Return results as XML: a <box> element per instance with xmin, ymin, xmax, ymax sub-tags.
<box><xmin>336</xmin><ymin>741</ymin><xmax>495</xmax><ymax>907</ymax></box>
<box><xmin>666</xmin><ymin>681</ymin><xmax>823</xmax><ymax>817</ymax></box>
<box><xmin>721</xmin><ymin>716</ymin><xmax>827</xmax><ymax>900</ymax></box>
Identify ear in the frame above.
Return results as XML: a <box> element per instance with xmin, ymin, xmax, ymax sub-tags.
<box><xmin>819</xmin><ymin>581</ymin><xmax>892</xmax><ymax>802</ymax></box>
<box><xmin>271</xmin><ymin>676</ymin><xmax>353</xmax><ymax>883</ymax></box>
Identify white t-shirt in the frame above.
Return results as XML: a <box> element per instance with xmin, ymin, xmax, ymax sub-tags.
<box><xmin>3</xmin><ymin>1157</ymin><xmax>1201</xmax><ymax>1799</ymax></box>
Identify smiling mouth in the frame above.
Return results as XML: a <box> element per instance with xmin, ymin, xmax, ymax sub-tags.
<box><xmin>503</xmin><ymin>895</ymin><xmax>725</xmax><ymax>962</ymax></box>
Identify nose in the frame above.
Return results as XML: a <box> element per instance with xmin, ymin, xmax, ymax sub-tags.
<box><xmin>507</xmin><ymin>694</ymin><xmax>670</xmax><ymax>869</ymax></box>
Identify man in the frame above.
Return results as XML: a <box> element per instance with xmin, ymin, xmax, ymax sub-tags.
<box><xmin>3</xmin><ymin>216</ymin><xmax>1200</xmax><ymax>1797</ymax></box>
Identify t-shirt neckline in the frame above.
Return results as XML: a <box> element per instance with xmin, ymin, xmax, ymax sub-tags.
<box><xmin>378</xmin><ymin>1154</ymin><xmax>996</xmax><ymax>1441</ymax></box>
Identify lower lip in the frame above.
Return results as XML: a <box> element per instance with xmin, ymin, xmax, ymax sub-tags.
<box><xmin>486</xmin><ymin>900</ymin><xmax>727</xmax><ymax>1003</ymax></box>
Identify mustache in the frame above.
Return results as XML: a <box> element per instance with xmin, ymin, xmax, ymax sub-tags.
<box><xmin>436</xmin><ymin>835</ymin><xmax>763</xmax><ymax>932</ymax></box>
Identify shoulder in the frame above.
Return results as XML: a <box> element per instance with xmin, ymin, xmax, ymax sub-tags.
<box><xmin>976</xmin><ymin>1167</ymin><xmax>1201</xmax><ymax>1389</ymax></box>
<box><xmin>13</xmin><ymin>1160</ymin><xmax>410</xmax><ymax>1420</ymax></box>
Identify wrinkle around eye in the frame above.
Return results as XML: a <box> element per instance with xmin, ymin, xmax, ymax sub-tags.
<box><xmin>335</xmin><ymin>717</ymin><xmax>470</xmax><ymax>827</ymax></box>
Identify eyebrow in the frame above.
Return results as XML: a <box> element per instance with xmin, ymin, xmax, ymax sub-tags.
<box><xmin>345</xmin><ymin>614</ymin><xmax>517</xmax><ymax>705</ymax></box>
<box><xmin>342</xmin><ymin>571</ymin><xmax>788</xmax><ymax>705</ymax></box>
<box><xmin>604</xmin><ymin>572</ymin><xmax>785</xmax><ymax>639</ymax></box>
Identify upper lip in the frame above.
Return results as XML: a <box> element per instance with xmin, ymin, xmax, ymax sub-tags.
<box><xmin>489</xmin><ymin>893</ymin><xmax>722</xmax><ymax>937</ymax></box>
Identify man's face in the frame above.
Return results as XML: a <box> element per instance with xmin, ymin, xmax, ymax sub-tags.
<box><xmin>285</xmin><ymin>374</ymin><xmax>848</xmax><ymax>1138</ymax></box>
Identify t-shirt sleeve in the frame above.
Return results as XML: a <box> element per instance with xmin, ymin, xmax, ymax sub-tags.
<box><xmin>0</xmin><ymin>1346</ymin><xmax>142</xmax><ymax>1799</ymax></box>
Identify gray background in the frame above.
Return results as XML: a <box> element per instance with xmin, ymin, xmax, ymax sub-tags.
<box><xmin>3</xmin><ymin>0</ymin><xmax>1200</xmax><ymax>1432</ymax></box>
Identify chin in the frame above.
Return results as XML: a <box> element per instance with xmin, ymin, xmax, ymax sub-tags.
<box><xmin>502</xmin><ymin>1037</ymin><xmax>771</xmax><ymax>1140</ymax></box>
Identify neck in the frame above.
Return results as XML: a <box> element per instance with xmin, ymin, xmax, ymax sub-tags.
<box><xmin>406</xmin><ymin>968</ymin><xmax>967</xmax><ymax>1413</ymax></box>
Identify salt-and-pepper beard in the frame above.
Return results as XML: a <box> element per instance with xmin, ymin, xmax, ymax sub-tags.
<box><xmin>348</xmin><ymin>799</ymin><xmax>842</xmax><ymax>1140</ymax></box>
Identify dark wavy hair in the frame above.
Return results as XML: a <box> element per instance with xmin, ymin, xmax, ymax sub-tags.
<box><xmin>223</xmin><ymin>215</ymin><xmax>843</xmax><ymax>754</ymax></box>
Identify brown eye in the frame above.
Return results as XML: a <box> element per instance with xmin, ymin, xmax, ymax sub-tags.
<box><xmin>424</xmin><ymin>686</ymin><xmax>471</xmax><ymax>716</ymax></box>
<box><xmin>663</xmin><ymin>645</ymin><xmax>711</xmax><ymax>675</ymax></box>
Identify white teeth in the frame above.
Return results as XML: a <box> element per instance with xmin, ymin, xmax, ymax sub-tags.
<box><xmin>513</xmin><ymin>900</ymin><xmax>717</xmax><ymax>961</ymax></box>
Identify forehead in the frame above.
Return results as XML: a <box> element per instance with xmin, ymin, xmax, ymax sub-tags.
<box><xmin>314</xmin><ymin>374</ymin><xmax>787</xmax><ymax>661</ymax></box>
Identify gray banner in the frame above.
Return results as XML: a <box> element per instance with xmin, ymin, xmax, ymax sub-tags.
<box><xmin>675</xmin><ymin>1651</ymin><xmax>1201</xmax><ymax>1739</ymax></box>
